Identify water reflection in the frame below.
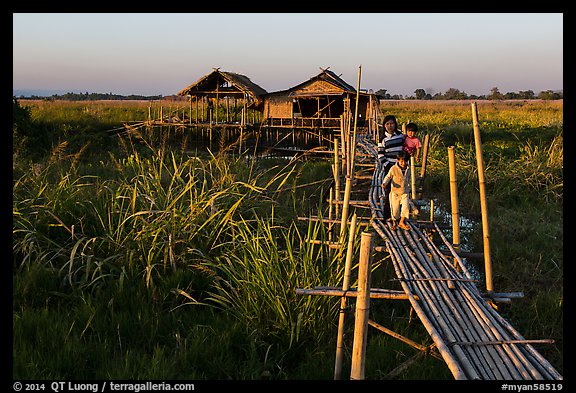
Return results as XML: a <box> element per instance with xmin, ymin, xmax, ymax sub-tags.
<box><xmin>418</xmin><ymin>198</ymin><xmax>483</xmax><ymax>282</ymax></box>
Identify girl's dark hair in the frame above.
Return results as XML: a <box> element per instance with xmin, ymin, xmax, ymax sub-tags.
<box><xmin>406</xmin><ymin>122</ymin><xmax>418</xmax><ymax>132</ymax></box>
<box><xmin>397</xmin><ymin>150</ymin><xmax>410</xmax><ymax>161</ymax></box>
<box><xmin>383</xmin><ymin>115</ymin><xmax>398</xmax><ymax>127</ymax></box>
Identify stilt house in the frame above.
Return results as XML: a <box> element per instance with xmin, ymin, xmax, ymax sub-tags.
<box><xmin>261</xmin><ymin>68</ymin><xmax>381</xmax><ymax>131</ymax></box>
<box><xmin>175</xmin><ymin>67</ymin><xmax>380</xmax><ymax>131</ymax></box>
<box><xmin>176</xmin><ymin>68</ymin><xmax>267</xmax><ymax>124</ymax></box>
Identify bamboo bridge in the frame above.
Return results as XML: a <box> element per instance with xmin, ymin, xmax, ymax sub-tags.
<box><xmin>295</xmin><ymin>104</ymin><xmax>563</xmax><ymax>381</ymax></box>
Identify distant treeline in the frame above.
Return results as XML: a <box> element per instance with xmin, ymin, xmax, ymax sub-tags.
<box><xmin>15</xmin><ymin>92</ymin><xmax>174</xmax><ymax>101</ymax></box>
<box><xmin>374</xmin><ymin>87</ymin><xmax>563</xmax><ymax>100</ymax></box>
<box><xmin>15</xmin><ymin>87</ymin><xmax>562</xmax><ymax>101</ymax></box>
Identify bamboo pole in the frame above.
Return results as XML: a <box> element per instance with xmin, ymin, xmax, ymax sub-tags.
<box><xmin>350</xmin><ymin>65</ymin><xmax>362</xmax><ymax>179</ymax></box>
<box><xmin>418</xmin><ymin>133</ymin><xmax>430</xmax><ymax>199</ymax></box>
<box><xmin>296</xmin><ymin>287</ymin><xmax>411</xmax><ymax>300</ymax></box>
<box><xmin>406</xmin><ymin>226</ymin><xmax>508</xmax><ymax>379</ymax></box>
<box><xmin>339</xmin><ymin>115</ymin><xmax>347</xmax><ymax>177</ymax></box>
<box><xmin>339</xmin><ymin>176</ymin><xmax>352</xmax><ymax>241</ymax></box>
<box><xmin>354</xmin><ymin>135</ymin><xmax>561</xmax><ymax>380</ymax></box>
<box><xmin>432</xmin><ymin>222</ymin><xmax>473</xmax><ymax>280</ymax></box>
<box><xmin>471</xmin><ymin>102</ymin><xmax>493</xmax><ymax>294</ymax></box>
<box><xmin>334</xmin><ymin>138</ymin><xmax>341</xmax><ymax>217</ymax></box>
<box><xmin>447</xmin><ymin>146</ymin><xmax>461</xmax><ymax>254</ymax></box>
<box><xmin>410</xmin><ymin>155</ymin><xmax>417</xmax><ymax>200</ymax></box>
<box><xmin>368</xmin><ymin>319</ymin><xmax>443</xmax><ymax>360</ymax></box>
<box><xmin>350</xmin><ymin>231</ymin><xmax>373</xmax><ymax>380</ymax></box>
<box><xmin>384</xmin><ymin>238</ymin><xmax>469</xmax><ymax>379</ymax></box>
<box><xmin>328</xmin><ymin>188</ymin><xmax>334</xmax><ymax>246</ymax></box>
<box><xmin>390</xmin><ymin>226</ymin><xmax>485</xmax><ymax>378</ymax></box>
<box><xmin>215</xmin><ymin>88</ymin><xmax>219</xmax><ymax>125</ymax></box>
<box><xmin>226</xmin><ymin>96</ymin><xmax>230</xmax><ymax>123</ymax></box>
<box><xmin>188</xmin><ymin>98</ymin><xmax>192</xmax><ymax>125</ymax></box>
<box><xmin>334</xmin><ymin>213</ymin><xmax>358</xmax><ymax>379</ymax></box>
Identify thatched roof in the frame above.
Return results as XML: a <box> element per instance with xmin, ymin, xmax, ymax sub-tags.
<box><xmin>265</xmin><ymin>68</ymin><xmax>359</xmax><ymax>97</ymax></box>
<box><xmin>177</xmin><ymin>68</ymin><xmax>268</xmax><ymax>103</ymax></box>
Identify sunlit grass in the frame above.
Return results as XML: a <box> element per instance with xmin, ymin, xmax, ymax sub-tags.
<box><xmin>13</xmin><ymin>99</ymin><xmax>563</xmax><ymax>379</ymax></box>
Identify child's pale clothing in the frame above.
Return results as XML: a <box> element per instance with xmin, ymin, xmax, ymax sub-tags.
<box><xmin>403</xmin><ymin>135</ymin><xmax>422</xmax><ymax>157</ymax></box>
<box><xmin>381</xmin><ymin>162</ymin><xmax>411</xmax><ymax>220</ymax></box>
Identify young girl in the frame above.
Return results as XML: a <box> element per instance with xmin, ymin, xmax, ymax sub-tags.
<box><xmin>381</xmin><ymin>150</ymin><xmax>412</xmax><ymax>230</ymax></box>
<box><xmin>403</xmin><ymin>122</ymin><xmax>422</xmax><ymax>160</ymax></box>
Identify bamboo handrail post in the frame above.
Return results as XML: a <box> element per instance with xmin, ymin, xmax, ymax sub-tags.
<box><xmin>350</xmin><ymin>65</ymin><xmax>362</xmax><ymax>179</ymax></box>
<box><xmin>340</xmin><ymin>115</ymin><xmax>347</xmax><ymax>176</ymax></box>
<box><xmin>334</xmin><ymin>213</ymin><xmax>358</xmax><ymax>379</ymax></box>
<box><xmin>350</xmin><ymin>231</ymin><xmax>373</xmax><ymax>380</ymax></box>
<box><xmin>328</xmin><ymin>188</ymin><xmax>334</xmax><ymax>247</ymax></box>
<box><xmin>418</xmin><ymin>133</ymin><xmax>430</xmax><ymax>199</ymax></box>
<box><xmin>471</xmin><ymin>102</ymin><xmax>493</xmax><ymax>294</ymax></box>
<box><xmin>410</xmin><ymin>155</ymin><xmax>417</xmax><ymax>200</ymax></box>
<box><xmin>447</xmin><ymin>146</ymin><xmax>461</xmax><ymax>263</ymax></box>
<box><xmin>334</xmin><ymin>138</ymin><xmax>341</xmax><ymax>217</ymax></box>
<box><xmin>339</xmin><ymin>176</ymin><xmax>352</xmax><ymax>241</ymax></box>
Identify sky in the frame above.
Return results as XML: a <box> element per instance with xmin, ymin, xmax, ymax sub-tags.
<box><xmin>13</xmin><ymin>13</ymin><xmax>563</xmax><ymax>97</ymax></box>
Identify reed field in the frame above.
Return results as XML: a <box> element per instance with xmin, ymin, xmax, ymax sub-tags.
<box><xmin>12</xmin><ymin>98</ymin><xmax>563</xmax><ymax>380</ymax></box>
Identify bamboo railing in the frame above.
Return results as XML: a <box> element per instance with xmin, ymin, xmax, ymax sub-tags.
<box><xmin>295</xmin><ymin>95</ymin><xmax>561</xmax><ymax>380</ymax></box>
<box><xmin>355</xmin><ymin>136</ymin><xmax>562</xmax><ymax>380</ymax></box>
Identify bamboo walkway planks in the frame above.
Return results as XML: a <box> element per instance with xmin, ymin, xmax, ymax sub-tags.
<box><xmin>356</xmin><ymin>136</ymin><xmax>563</xmax><ymax>380</ymax></box>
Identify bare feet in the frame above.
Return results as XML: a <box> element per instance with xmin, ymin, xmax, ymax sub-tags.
<box><xmin>390</xmin><ymin>221</ymin><xmax>397</xmax><ymax>231</ymax></box>
<box><xmin>398</xmin><ymin>222</ymin><xmax>410</xmax><ymax>230</ymax></box>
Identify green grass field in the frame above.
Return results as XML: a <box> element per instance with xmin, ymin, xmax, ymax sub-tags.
<box><xmin>13</xmin><ymin>99</ymin><xmax>563</xmax><ymax>380</ymax></box>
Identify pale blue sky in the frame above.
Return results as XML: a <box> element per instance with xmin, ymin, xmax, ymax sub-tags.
<box><xmin>13</xmin><ymin>13</ymin><xmax>563</xmax><ymax>97</ymax></box>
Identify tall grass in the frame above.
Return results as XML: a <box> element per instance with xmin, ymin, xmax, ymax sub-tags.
<box><xmin>13</xmin><ymin>99</ymin><xmax>563</xmax><ymax>379</ymax></box>
<box><xmin>13</xmin><ymin>128</ymin><xmax>344</xmax><ymax>379</ymax></box>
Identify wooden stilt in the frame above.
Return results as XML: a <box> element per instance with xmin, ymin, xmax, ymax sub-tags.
<box><xmin>447</xmin><ymin>146</ymin><xmax>461</xmax><ymax>257</ymax></box>
<box><xmin>471</xmin><ymin>102</ymin><xmax>493</xmax><ymax>294</ymax></box>
<box><xmin>350</xmin><ymin>231</ymin><xmax>373</xmax><ymax>380</ymax></box>
<box><xmin>350</xmin><ymin>65</ymin><xmax>362</xmax><ymax>179</ymax></box>
<box><xmin>410</xmin><ymin>155</ymin><xmax>417</xmax><ymax>200</ymax></box>
<box><xmin>333</xmin><ymin>138</ymin><xmax>341</xmax><ymax>217</ymax></box>
<box><xmin>339</xmin><ymin>177</ymin><xmax>352</xmax><ymax>241</ymax></box>
<box><xmin>334</xmin><ymin>213</ymin><xmax>358</xmax><ymax>379</ymax></box>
